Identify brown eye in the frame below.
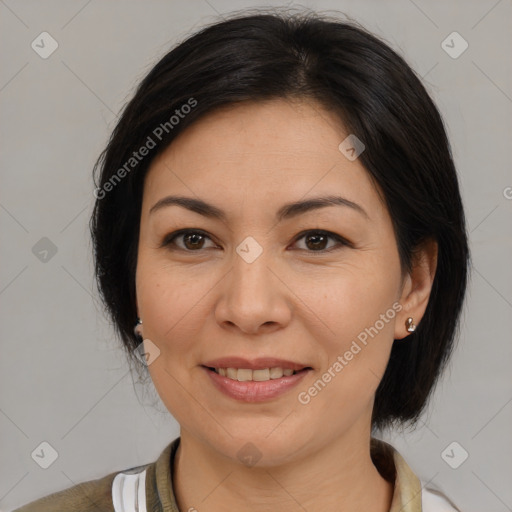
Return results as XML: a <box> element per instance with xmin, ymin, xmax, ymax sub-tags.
<box><xmin>162</xmin><ymin>230</ymin><xmax>216</xmax><ymax>251</ymax></box>
<box><xmin>161</xmin><ymin>229</ymin><xmax>350</xmax><ymax>254</ymax></box>
<box><xmin>304</xmin><ymin>232</ymin><xmax>329</xmax><ymax>250</ymax></box>
<box><xmin>292</xmin><ymin>230</ymin><xmax>350</xmax><ymax>252</ymax></box>
<box><xmin>182</xmin><ymin>232</ymin><xmax>206</xmax><ymax>250</ymax></box>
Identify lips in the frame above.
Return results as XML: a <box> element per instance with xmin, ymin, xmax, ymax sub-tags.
<box><xmin>203</xmin><ymin>365</ymin><xmax>311</xmax><ymax>402</ymax></box>
<box><xmin>201</xmin><ymin>356</ymin><xmax>313</xmax><ymax>402</ymax></box>
<box><xmin>202</xmin><ymin>356</ymin><xmax>311</xmax><ymax>372</ymax></box>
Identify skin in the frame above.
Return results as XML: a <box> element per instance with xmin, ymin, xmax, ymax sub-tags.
<box><xmin>134</xmin><ymin>98</ymin><xmax>438</xmax><ymax>512</ymax></box>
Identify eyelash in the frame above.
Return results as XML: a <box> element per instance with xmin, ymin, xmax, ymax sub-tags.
<box><xmin>160</xmin><ymin>229</ymin><xmax>352</xmax><ymax>254</ymax></box>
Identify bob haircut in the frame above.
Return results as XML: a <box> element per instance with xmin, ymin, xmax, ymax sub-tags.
<box><xmin>89</xmin><ymin>8</ymin><xmax>470</xmax><ymax>432</ymax></box>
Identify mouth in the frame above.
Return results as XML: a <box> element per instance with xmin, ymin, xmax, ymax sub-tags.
<box><xmin>203</xmin><ymin>366</ymin><xmax>312</xmax><ymax>381</ymax></box>
<box><xmin>201</xmin><ymin>360</ymin><xmax>313</xmax><ymax>402</ymax></box>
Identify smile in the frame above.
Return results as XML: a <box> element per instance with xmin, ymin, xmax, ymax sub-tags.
<box><xmin>210</xmin><ymin>367</ymin><xmax>297</xmax><ymax>381</ymax></box>
<box><xmin>202</xmin><ymin>366</ymin><xmax>312</xmax><ymax>402</ymax></box>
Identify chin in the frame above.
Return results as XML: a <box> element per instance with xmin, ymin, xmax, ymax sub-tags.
<box><xmin>205</xmin><ymin>429</ymin><xmax>310</xmax><ymax>469</ymax></box>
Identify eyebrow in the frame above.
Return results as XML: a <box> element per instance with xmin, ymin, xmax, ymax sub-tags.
<box><xmin>149</xmin><ymin>194</ymin><xmax>369</xmax><ymax>221</ymax></box>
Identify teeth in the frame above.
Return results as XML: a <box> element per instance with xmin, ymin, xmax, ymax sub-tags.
<box><xmin>253</xmin><ymin>369</ymin><xmax>270</xmax><ymax>381</ymax></box>
<box><xmin>226</xmin><ymin>368</ymin><xmax>238</xmax><ymax>379</ymax></box>
<box><xmin>237</xmin><ymin>369</ymin><xmax>252</xmax><ymax>382</ymax></box>
<box><xmin>270</xmin><ymin>367</ymin><xmax>283</xmax><ymax>379</ymax></box>
<box><xmin>214</xmin><ymin>367</ymin><xmax>299</xmax><ymax>381</ymax></box>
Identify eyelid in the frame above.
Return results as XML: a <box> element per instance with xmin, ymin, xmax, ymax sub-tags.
<box><xmin>291</xmin><ymin>229</ymin><xmax>353</xmax><ymax>251</ymax></box>
<box><xmin>159</xmin><ymin>228</ymin><xmax>217</xmax><ymax>249</ymax></box>
<box><xmin>161</xmin><ymin>228</ymin><xmax>352</xmax><ymax>252</ymax></box>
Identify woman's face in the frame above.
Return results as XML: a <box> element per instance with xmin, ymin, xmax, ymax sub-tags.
<box><xmin>136</xmin><ymin>98</ymin><xmax>417</xmax><ymax>465</ymax></box>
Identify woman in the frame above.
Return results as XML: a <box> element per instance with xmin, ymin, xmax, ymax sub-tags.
<box><xmin>15</xmin><ymin>8</ymin><xmax>469</xmax><ymax>512</ymax></box>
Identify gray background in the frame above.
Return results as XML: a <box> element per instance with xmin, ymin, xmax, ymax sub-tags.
<box><xmin>1</xmin><ymin>1</ymin><xmax>511</xmax><ymax>511</ymax></box>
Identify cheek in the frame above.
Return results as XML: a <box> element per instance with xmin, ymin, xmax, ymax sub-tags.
<box><xmin>135</xmin><ymin>255</ymin><xmax>198</xmax><ymax>352</ymax></box>
<box><xmin>294</xmin><ymin>276</ymin><xmax>398</xmax><ymax>427</ymax></box>
<box><xmin>298</xmin><ymin>259</ymin><xmax>400</xmax><ymax>346</ymax></box>
<box><xmin>294</xmin><ymin>258</ymin><xmax>400</xmax><ymax>403</ymax></box>
<box><xmin>136</xmin><ymin>258</ymin><xmax>210</xmax><ymax>423</ymax></box>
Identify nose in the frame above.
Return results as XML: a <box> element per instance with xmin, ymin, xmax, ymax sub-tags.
<box><xmin>214</xmin><ymin>248</ymin><xmax>291</xmax><ymax>335</ymax></box>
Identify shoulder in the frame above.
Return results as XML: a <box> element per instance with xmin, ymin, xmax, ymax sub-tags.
<box><xmin>10</xmin><ymin>438</ymin><xmax>180</xmax><ymax>512</ymax></box>
<box><xmin>370</xmin><ymin>437</ymin><xmax>462</xmax><ymax>512</ymax></box>
<box><xmin>11</xmin><ymin>463</ymin><xmax>151</xmax><ymax>512</ymax></box>
<box><xmin>11</xmin><ymin>471</ymin><xmax>118</xmax><ymax>512</ymax></box>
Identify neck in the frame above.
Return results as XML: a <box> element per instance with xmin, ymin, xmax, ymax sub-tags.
<box><xmin>172</xmin><ymin>425</ymin><xmax>394</xmax><ymax>512</ymax></box>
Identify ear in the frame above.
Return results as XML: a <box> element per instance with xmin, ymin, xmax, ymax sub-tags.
<box><xmin>394</xmin><ymin>238</ymin><xmax>438</xmax><ymax>340</ymax></box>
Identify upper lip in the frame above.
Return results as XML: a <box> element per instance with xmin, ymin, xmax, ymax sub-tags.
<box><xmin>202</xmin><ymin>357</ymin><xmax>312</xmax><ymax>371</ymax></box>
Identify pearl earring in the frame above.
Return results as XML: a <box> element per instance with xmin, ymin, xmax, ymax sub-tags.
<box><xmin>134</xmin><ymin>318</ymin><xmax>143</xmax><ymax>340</ymax></box>
<box><xmin>405</xmin><ymin>317</ymin><xmax>416</xmax><ymax>333</ymax></box>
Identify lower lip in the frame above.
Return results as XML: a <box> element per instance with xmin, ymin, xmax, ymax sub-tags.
<box><xmin>203</xmin><ymin>366</ymin><xmax>311</xmax><ymax>403</ymax></box>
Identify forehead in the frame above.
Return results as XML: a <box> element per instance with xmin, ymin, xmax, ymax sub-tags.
<box><xmin>142</xmin><ymin>99</ymin><xmax>381</xmax><ymax>219</ymax></box>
